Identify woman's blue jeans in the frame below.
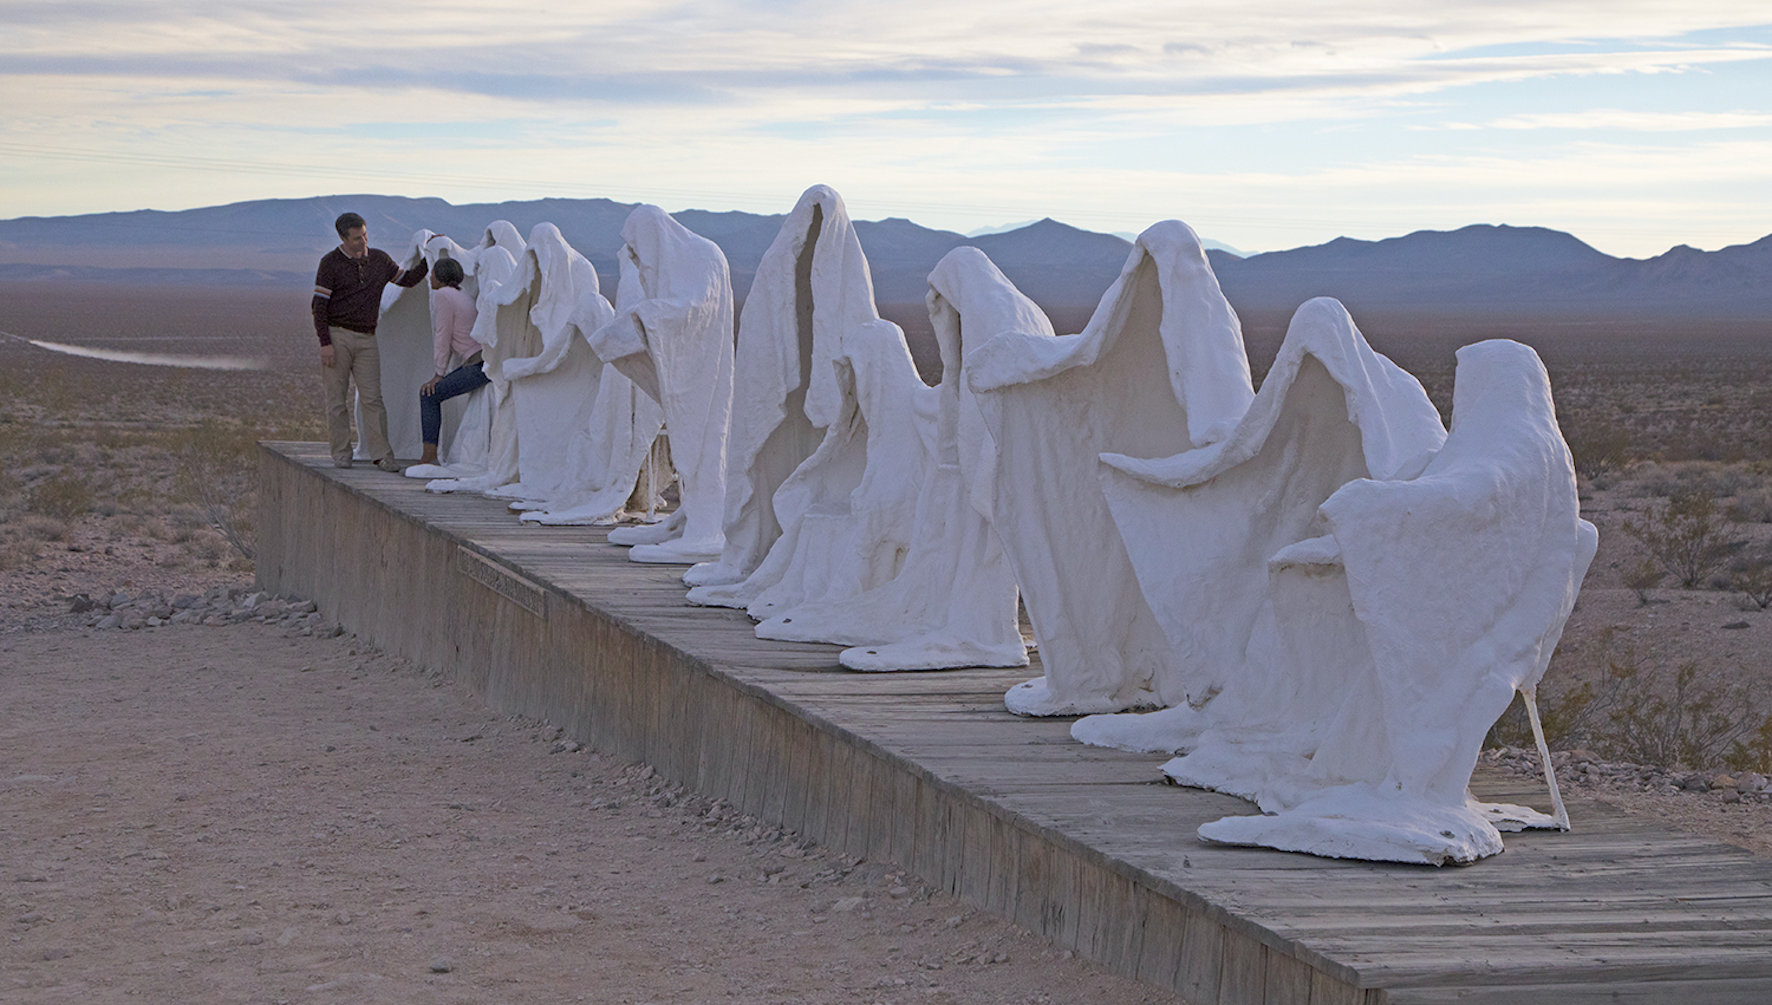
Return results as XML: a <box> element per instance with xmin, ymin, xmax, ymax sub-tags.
<box><xmin>420</xmin><ymin>361</ymin><xmax>491</xmax><ymax>445</ymax></box>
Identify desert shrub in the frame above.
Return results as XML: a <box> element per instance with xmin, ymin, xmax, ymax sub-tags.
<box><xmin>20</xmin><ymin>515</ymin><xmax>69</xmax><ymax>542</ymax></box>
<box><xmin>1621</xmin><ymin>560</ymin><xmax>1665</xmax><ymax>605</ymax></box>
<box><xmin>175</xmin><ymin>420</ymin><xmax>258</xmax><ymax>561</ymax></box>
<box><xmin>1622</xmin><ymin>489</ymin><xmax>1744</xmax><ymax>588</ymax></box>
<box><xmin>1608</xmin><ymin>663</ymin><xmax>1772</xmax><ymax>772</ymax></box>
<box><xmin>27</xmin><ymin>472</ymin><xmax>93</xmax><ymax>519</ymax></box>
<box><xmin>1492</xmin><ymin>631</ymin><xmax>1772</xmax><ymax>772</ymax></box>
<box><xmin>1564</xmin><ymin>422</ymin><xmax>1632</xmax><ymax>480</ymax></box>
<box><xmin>1728</xmin><ymin>551</ymin><xmax>1772</xmax><ymax>610</ymax></box>
<box><xmin>1726</xmin><ymin>489</ymin><xmax>1772</xmax><ymax>524</ymax></box>
<box><xmin>0</xmin><ymin>540</ymin><xmax>38</xmax><ymax>571</ymax></box>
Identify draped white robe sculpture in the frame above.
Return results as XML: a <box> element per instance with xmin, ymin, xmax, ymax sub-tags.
<box><xmin>752</xmin><ymin>247</ymin><xmax>1028</xmax><ymax>671</ymax></box>
<box><xmin>1071</xmin><ymin>297</ymin><xmax>1448</xmax><ymax>724</ymax></box>
<box><xmin>418</xmin><ymin>221</ymin><xmax>531</xmax><ymax>490</ymax></box>
<box><xmin>964</xmin><ymin>221</ymin><xmax>1255</xmax><ymax>715</ymax></box>
<box><xmin>588</xmin><ymin>206</ymin><xmax>736</xmax><ymax>563</ymax></box>
<box><xmin>683</xmin><ymin>185</ymin><xmax>876</xmax><ymax>589</ymax></box>
<box><xmin>358</xmin><ymin>229</ymin><xmax>476</xmax><ymax>462</ymax></box>
<box><xmin>474</xmin><ymin>223</ymin><xmax>633</xmax><ymax>513</ymax></box>
<box><xmin>1080</xmin><ymin>326</ymin><xmax>1595</xmax><ymax>865</ymax></box>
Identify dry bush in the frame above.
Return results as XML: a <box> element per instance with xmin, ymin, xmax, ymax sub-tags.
<box><xmin>174</xmin><ymin>420</ymin><xmax>258</xmax><ymax>561</ymax></box>
<box><xmin>1563</xmin><ymin>422</ymin><xmax>1632</xmax><ymax>480</ymax></box>
<box><xmin>26</xmin><ymin>471</ymin><xmax>93</xmax><ymax>519</ymax></box>
<box><xmin>0</xmin><ymin>539</ymin><xmax>38</xmax><ymax>571</ymax></box>
<box><xmin>1492</xmin><ymin>630</ymin><xmax>1772</xmax><ymax>772</ymax></box>
<box><xmin>1622</xmin><ymin>559</ymin><xmax>1666</xmax><ymax>605</ymax></box>
<box><xmin>19</xmin><ymin>515</ymin><xmax>69</xmax><ymax>542</ymax></box>
<box><xmin>1728</xmin><ymin>550</ymin><xmax>1772</xmax><ymax>610</ymax></box>
<box><xmin>1622</xmin><ymin>489</ymin><xmax>1744</xmax><ymax>588</ymax></box>
<box><xmin>1727</xmin><ymin>489</ymin><xmax>1772</xmax><ymax>523</ymax></box>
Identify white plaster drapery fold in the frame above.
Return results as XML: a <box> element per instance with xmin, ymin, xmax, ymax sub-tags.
<box><xmin>964</xmin><ymin>220</ymin><xmax>1255</xmax><ymax>716</ymax></box>
<box><xmin>751</xmin><ymin>246</ymin><xmax>1030</xmax><ymax>671</ymax></box>
<box><xmin>1077</xmin><ymin>319</ymin><xmax>1595</xmax><ymax>864</ymax></box>
<box><xmin>684</xmin><ymin>185</ymin><xmax>878</xmax><ymax>588</ymax></box>
<box><xmin>589</xmin><ymin>205</ymin><xmax>736</xmax><ymax>563</ymax></box>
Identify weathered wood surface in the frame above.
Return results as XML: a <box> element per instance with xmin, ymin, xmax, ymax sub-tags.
<box><xmin>259</xmin><ymin>442</ymin><xmax>1772</xmax><ymax>1004</ymax></box>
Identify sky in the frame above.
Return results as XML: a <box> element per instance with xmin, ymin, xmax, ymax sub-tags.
<box><xmin>1</xmin><ymin>1</ymin><xmax>1769</xmax><ymax>257</ymax></box>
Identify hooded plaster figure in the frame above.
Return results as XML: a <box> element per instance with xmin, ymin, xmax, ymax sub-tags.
<box><xmin>354</xmin><ymin>228</ymin><xmax>467</xmax><ymax>464</ymax></box>
<box><xmin>706</xmin><ymin>325</ymin><xmax>936</xmax><ymax>623</ymax></box>
<box><xmin>514</xmin><ymin>237</ymin><xmax>669</xmax><ymax>526</ymax></box>
<box><xmin>682</xmin><ymin>185</ymin><xmax>876</xmax><ymax>589</ymax></box>
<box><xmin>1070</xmin><ymin>297</ymin><xmax>1448</xmax><ymax>726</ymax></box>
<box><xmin>964</xmin><ymin>220</ymin><xmax>1255</xmax><ymax>715</ymax></box>
<box><xmin>416</xmin><ymin>221</ymin><xmax>531</xmax><ymax>489</ymax></box>
<box><xmin>474</xmin><ymin>223</ymin><xmax>627</xmax><ymax>511</ymax></box>
<box><xmin>751</xmin><ymin>247</ymin><xmax>1028</xmax><ymax>672</ymax></box>
<box><xmin>1081</xmin><ymin>332</ymin><xmax>1595</xmax><ymax>865</ymax></box>
<box><xmin>588</xmin><ymin>205</ymin><xmax>736</xmax><ymax>564</ymax></box>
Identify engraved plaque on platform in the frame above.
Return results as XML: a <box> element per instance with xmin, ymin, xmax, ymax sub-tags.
<box><xmin>456</xmin><ymin>547</ymin><xmax>547</xmax><ymax>619</ymax></box>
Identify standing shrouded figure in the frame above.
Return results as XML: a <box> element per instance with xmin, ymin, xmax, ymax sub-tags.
<box><xmin>1080</xmin><ymin>326</ymin><xmax>1596</xmax><ymax>865</ymax></box>
<box><xmin>684</xmin><ymin>185</ymin><xmax>877</xmax><ymax>589</ymax></box>
<box><xmin>964</xmin><ymin>220</ymin><xmax>1255</xmax><ymax>715</ymax></box>
<box><xmin>589</xmin><ymin>205</ymin><xmax>736</xmax><ymax>564</ymax></box>
<box><xmin>751</xmin><ymin>246</ymin><xmax>1032</xmax><ymax>672</ymax></box>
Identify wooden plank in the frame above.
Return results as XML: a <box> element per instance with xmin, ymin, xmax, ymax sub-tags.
<box><xmin>1177</xmin><ymin>912</ymin><xmax>1226</xmax><ymax>1005</ymax></box>
<box><xmin>1220</xmin><ymin>934</ymin><xmax>1267</xmax><ymax>1005</ymax></box>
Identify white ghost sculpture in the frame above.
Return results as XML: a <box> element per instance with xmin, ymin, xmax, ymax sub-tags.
<box><xmin>1072</xmin><ymin>297</ymin><xmax>1448</xmax><ymax>727</ymax></box>
<box><xmin>474</xmin><ymin>223</ymin><xmax>636</xmax><ymax>515</ymax></box>
<box><xmin>359</xmin><ymin>229</ymin><xmax>476</xmax><ymax>463</ymax></box>
<box><xmin>1083</xmin><ymin>328</ymin><xmax>1595</xmax><ymax>865</ymax></box>
<box><xmin>418</xmin><ymin>221</ymin><xmax>532</xmax><ymax>490</ymax></box>
<box><xmin>751</xmin><ymin>247</ymin><xmax>1029</xmax><ymax>672</ymax></box>
<box><xmin>588</xmin><ymin>205</ymin><xmax>736</xmax><ymax>563</ymax></box>
<box><xmin>964</xmin><ymin>220</ymin><xmax>1255</xmax><ymax>715</ymax></box>
<box><xmin>683</xmin><ymin>185</ymin><xmax>874</xmax><ymax>589</ymax></box>
<box><xmin>687</xmin><ymin>313</ymin><xmax>936</xmax><ymax>621</ymax></box>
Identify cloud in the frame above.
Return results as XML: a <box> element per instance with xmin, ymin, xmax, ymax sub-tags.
<box><xmin>1486</xmin><ymin>109</ymin><xmax>1772</xmax><ymax>130</ymax></box>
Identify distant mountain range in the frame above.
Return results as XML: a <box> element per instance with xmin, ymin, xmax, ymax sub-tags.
<box><xmin>1</xmin><ymin>195</ymin><xmax>1767</xmax><ymax>320</ymax></box>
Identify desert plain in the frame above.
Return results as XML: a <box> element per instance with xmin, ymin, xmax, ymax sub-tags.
<box><xmin>2</xmin><ymin>279</ymin><xmax>1772</xmax><ymax>1002</ymax></box>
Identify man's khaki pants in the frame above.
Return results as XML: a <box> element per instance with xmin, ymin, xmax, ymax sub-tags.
<box><xmin>322</xmin><ymin>326</ymin><xmax>393</xmax><ymax>465</ymax></box>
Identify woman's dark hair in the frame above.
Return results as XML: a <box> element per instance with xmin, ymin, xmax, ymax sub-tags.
<box><xmin>334</xmin><ymin>212</ymin><xmax>366</xmax><ymax>238</ymax></box>
<box><xmin>433</xmin><ymin>257</ymin><xmax>465</xmax><ymax>288</ymax></box>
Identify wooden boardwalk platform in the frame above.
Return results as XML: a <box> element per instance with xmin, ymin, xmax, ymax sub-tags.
<box><xmin>257</xmin><ymin>442</ymin><xmax>1772</xmax><ymax>1004</ymax></box>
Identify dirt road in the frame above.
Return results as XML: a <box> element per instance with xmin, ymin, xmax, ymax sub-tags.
<box><xmin>1</xmin><ymin>618</ymin><xmax>1181</xmax><ymax>1005</ymax></box>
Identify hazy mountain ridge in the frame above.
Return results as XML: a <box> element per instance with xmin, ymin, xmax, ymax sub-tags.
<box><xmin>1</xmin><ymin>196</ymin><xmax>1765</xmax><ymax>318</ymax></box>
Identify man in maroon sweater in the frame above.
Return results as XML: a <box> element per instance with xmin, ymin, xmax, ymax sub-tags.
<box><xmin>312</xmin><ymin>212</ymin><xmax>429</xmax><ymax>470</ymax></box>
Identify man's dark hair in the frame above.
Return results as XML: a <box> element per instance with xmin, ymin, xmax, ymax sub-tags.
<box><xmin>433</xmin><ymin>257</ymin><xmax>465</xmax><ymax>288</ymax></box>
<box><xmin>334</xmin><ymin>212</ymin><xmax>366</xmax><ymax>239</ymax></box>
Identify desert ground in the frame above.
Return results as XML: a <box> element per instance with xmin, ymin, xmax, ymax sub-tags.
<box><xmin>3</xmin><ymin>280</ymin><xmax>1772</xmax><ymax>1001</ymax></box>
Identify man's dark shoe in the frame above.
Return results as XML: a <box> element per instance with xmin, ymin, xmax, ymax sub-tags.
<box><xmin>333</xmin><ymin>458</ymin><xmax>353</xmax><ymax>469</ymax></box>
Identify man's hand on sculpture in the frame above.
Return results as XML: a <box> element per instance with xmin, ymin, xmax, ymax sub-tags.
<box><xmin>320</xmin><ymin>344</ymin><xmax>335</xmax><ymax>368</ymax></box>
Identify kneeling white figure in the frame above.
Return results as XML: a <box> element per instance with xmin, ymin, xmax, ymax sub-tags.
<box><xmin>750</xmin><ymin>247</ymin><xmax>1028</xmax><ymax>671</ymax></box>
<box><xmin>1078</xmin><ymin>323</ymin><xmax>1595</xmax><ymax>865</ymax></box>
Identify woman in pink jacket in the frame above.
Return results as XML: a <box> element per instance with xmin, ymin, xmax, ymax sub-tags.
<box><xmin>416</xmin><ymin>257</ymin><xmax>489</xmax><ymax>466</ymax></box>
